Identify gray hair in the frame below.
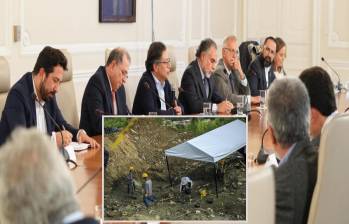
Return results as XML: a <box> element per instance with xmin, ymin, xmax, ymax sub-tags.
<box><xmin>106</xmin><ymin>47</ymin><xmax>131</xmax><ymax>66</ymax></box>
<box><xmin>195</xmin><ymin>38</ymin><xmax>217</xmax><ymax>58</ymax></box>
<box><xmin>267</xmin><ymin>78</ymin><xmax>310</xmax><ymax>147</ymax></box>
<box><xmin>223</xmin><ymin>35</ymin><xmax>237</xmax><ymax>48</ymax></box>
<box><xmin>0</xmin><ymin>128</ymin><xmax>79</xmax><ymax>224</ymax></box>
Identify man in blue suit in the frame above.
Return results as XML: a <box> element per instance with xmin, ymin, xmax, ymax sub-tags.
<box><xmin>0</xmin><ymin>46</ymin><xmax>98</xmax><ymax>148</ymax></box>
<box><xmin>132</xmin><ymin>42</ymin><xmax>182</xmax><ymax>115</ymax></box>
<box><xmin>79</xmin><ymin>48</ymin><xmax>130</xmax><ymax>136</ymax></box>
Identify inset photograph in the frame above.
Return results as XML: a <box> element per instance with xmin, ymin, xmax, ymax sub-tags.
<box><xmin>103</xmin><ymin>117</ymin><xmax>246</xmax><ymax>221</ymax></box>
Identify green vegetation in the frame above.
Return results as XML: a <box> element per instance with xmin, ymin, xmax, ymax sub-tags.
<box><xmin>104</xmin><ymin>117</ymin><xmax>129</xmax><ymax>129</ymax></box>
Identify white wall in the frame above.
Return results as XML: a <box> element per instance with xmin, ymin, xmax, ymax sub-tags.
<box><xmin>1</xmin><ymin>0</ymin><xmax>349</xmax><ymax>115</ymax></box>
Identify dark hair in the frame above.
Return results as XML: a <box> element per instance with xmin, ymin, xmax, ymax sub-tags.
<box><xmin>263</xmin><ymin>36</ymin><xmax>277</xmax><ymax>45</ymax></box>
<box><xmin>145</xmin><ymin>42</ymin><xmax>166</xmax><ymax>72</ymax></box>
<box><xmin>32</xmin><ymin>46</ymin><xmax>67</xmax><ymax>76</ymax></box>
<box><xmin>275</xmin><ymin>37</ymin><xmax>286</xmax><ymax>53</ymax></box>
<box><xmin>106</xmin><ymin>47</ymin><xmax>131</xmax><ymax>66</ymax></box>
<box><xmin>195</xmin><ymin>38</ymin><xmax>217</xmax><ymax>58</ymax></box>
<box><xmin>299</xmin><ymin>66</ymin><xmax>337</xmax><ymax>116</ymax></box>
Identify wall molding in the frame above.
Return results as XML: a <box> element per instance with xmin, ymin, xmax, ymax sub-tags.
<box><xmin>19</xmin><ymin>0</ymin><xmax>188</xmax><ymax>55</ymax></box>
<box><xmin>328</xmin><ymin>0</ymin><xmax>349</xmax><ymax>48</ymax></box>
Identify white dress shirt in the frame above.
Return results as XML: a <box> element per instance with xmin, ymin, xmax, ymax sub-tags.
<box><xmin>152</xmin><ymin>73</ymin><xmax>166</xmax><ymax>111</ymax></box>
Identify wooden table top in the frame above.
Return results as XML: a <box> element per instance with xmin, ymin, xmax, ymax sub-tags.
<box><xmin>71</xmin><ymin>135</ymin><xmax>102</xmax><ymax>217</ymax></box>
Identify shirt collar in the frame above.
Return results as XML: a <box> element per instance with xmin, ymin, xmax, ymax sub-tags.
<box><xmin>197</xmin><ymin>59</ymin><xmax>208</xmax><ymax>80</ymax></box>
<box><xmin>152</xmin><ymin>73</ymin><xmax>165</xmax><ymax>89</ymax></box>
<box><xmin>279</xmin><ymin>143</ymin><xmax>297</xmax><ymax>166</ymax></box>
<box><xmin>62</xmin><ymin>211</ymin><xmax>84</xmax><ymax>224</ymax></box>
<box><xmin>105</xmin><ymin>67</ymin><xmax>114</xmax><ymax>92</ymax></box>
<box><xmin>223</xmin><ymin>61</ymin><xmax>232</xmax><ymax>76</ymax></box>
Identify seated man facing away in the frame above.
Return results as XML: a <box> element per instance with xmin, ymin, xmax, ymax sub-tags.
<box><xmin>0</xmin><ymin>128</ymin><xmax>99</xmax><ymax>224</ymax></box>
<box><xmin>178</xmin><ymin>38</ymin><xmax>233</xmax><ymax>114</ymax></box>
<box><xmin>80</xmin><ymin>48</ymin><xmax>131</xmax><ymax>136</ymax></box>
<box><xmin>0</xmin><ymin>46</ymin><xmax>98</xmax><ymax>148</ymax></box>
<box><xmin>267</xmin><ymin>78</ymin><xmax>317</xmax><ymax>224</ymax></box>
<box><xmin>211</xmin><ymin>35</ymin><xmax>250</xmax><ymax>104</ymax></box>
<box><xmin>299</xmin><ymin>66</ymin><xmax>337</xmax><ymax>149</ymax></box>
<box><xmin>246</xmin><ymin>36</ymin><xmax>277</xmax><ymax>97</ymax></box>
<box><xmin>132</xmin><ymin>42</ymin><xmax>182</xmax><ymax>115</ymax></box>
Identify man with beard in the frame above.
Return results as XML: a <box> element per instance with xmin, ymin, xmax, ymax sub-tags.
<box><xmin>246</xmin><ymin>36</ymin><xmax>277</xmax><ymax>97</ymax></box>
<box><xmin>0</xmin><ymin>46</ymin><xmax>98</xmax><ymax>148</ymax></box>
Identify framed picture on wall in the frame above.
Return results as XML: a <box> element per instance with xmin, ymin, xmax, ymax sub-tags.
<box><xmin>99</xmin><ymin>0</ymin><xmax>136</xmax><ymax>23</ymax></box>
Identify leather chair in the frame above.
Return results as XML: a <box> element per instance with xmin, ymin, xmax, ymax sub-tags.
<box><xmin>0</xmin><ymin>56</ymin><xmax>10</xmax><ymax>120</ymax></box>
<box><xmin>307</xmin><ymin>113</ymin><xmax>349</xmax><ymax>224</ymax></box>
<box><xmin>188</xmin><ymin>46</ymin><xmax>197</xmax><ymax>63</ymax></box>
<box><xmin>55</xmin><ymin>49</ymin><xmax>79</xmax><ymax>128</ymax></box>
<box><xmin>248</xmin><ymin>167</ymin><xmax>275</xmax><ymax>224</ymax></box>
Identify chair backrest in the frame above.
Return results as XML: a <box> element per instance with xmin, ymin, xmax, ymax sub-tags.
<box><xmin>55</xmin><ymin>49</ymin><xmax>79</xmax><ymax>128</ymax></box>
<box><xmin>167</xmin><ymin>45</ymin><xmax>179</xmax><ymax>98</ymax></box>
<box><xmin>307</xmin><ymin>113</ymin><xmax>349</xmax><ymax>224</ymax></box>
<box><xmin>188</xmin><ymin>46</ymin><xmax>197</xmax><ymax>64</ymax></box>
<box><xmin>239</xmin><ymin>40</ymin><xmax>260</xmax><ymax>74</ymax></box>
<box><xmin>248</xmin><ymin>167</ymin><xmax>275</xmax><ymax>224</ymax></box>
<box><xmin>0</xmin><ymin>56</ymin><xmax>10</xmax><ymax>120</ymax></box>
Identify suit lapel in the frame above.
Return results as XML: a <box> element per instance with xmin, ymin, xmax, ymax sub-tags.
<box><xmin>101</xmin><ymin>67</ymin><xmax>114</xmax><ymax>114</ymax></box>
<box><xmin>193</xmin><ymin>60</ymin><xmax>207</xmax><ymax>99</ymax></box>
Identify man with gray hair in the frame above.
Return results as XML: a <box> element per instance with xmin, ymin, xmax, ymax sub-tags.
<box><xmin>80</xmin><ymin>47</ymin><xmax>131</xmax><ymax>136</ymax></box>
<box><xmin>0</xmin><ymin>128</ymin><xmax>98</xmax><ymax>224</ymax></box>
<box><xmin>178</xmin><ymin>38</ymin><xmax>233</xmax><ymax>114</ymax></box>
<box><xmin>211</xmin><ymin>35</ymin><xmax>250</xmax><ymax>104</ymax></box>
<box><xmin>267</xmin><ymin>78</ymin><xmax>318</xmax><ymax>224</ymax></box>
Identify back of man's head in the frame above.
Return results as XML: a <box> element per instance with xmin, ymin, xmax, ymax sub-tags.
<box><xmin>299</xmin><ymin>66</ymin><xmax>337</xmax><ymax>117</ymax></box>
<box><xmin>267</xmin><ymin>78</ymin><xmax>310</xmax><ymax>148</ymax></box>
<box><xmin>0</xmin><ymin>128</ymin><xmax>79</xmax><ymax>224</ymax></box>
<box><xmin>195</xmin><ymin>38</ymin><xmax>217</xmax><ymax>58</ymax></box>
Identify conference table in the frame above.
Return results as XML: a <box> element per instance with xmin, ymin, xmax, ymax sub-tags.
<box><xmin>71</xmin><ymin>135</ymin><xmax>102</xmax><ymax>217</ymax></box>
<box><xmin>248</xmin><ymin>91</ymin><xmax>349</xmax><ymax>168</ymax></box>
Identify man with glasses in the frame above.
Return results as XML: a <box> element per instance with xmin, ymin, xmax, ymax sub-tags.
<box><xmin>247</xmin><ymin>36</ymin><xmax>277</xmax><ymax>97</ymax></box>
<box><xmin>179</xmin><ymin>38</ymin><xmax>233</xmax><ymax>114</ymax></box>
<box><xmin>132</xmin><ymin>42</ymin><xmax>182</xmax><ymax>115</ymax></box>
<box><xmin>211</xmin><ymin>36</ymin><xmax>250</xmax><ymax>104</ymax></box>
<box><xmin>80</xmin><ymin>47</ymin><xmax>131</xmax><ymax>136</ymax></box>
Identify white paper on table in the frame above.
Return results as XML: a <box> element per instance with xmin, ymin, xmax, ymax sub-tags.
<box><xmin>68</xmin><ymin>142</ymin><xmax>90</xmax><ymax>152</ymax></box>
<box><xmin>265</xmin><ymin>153</ymin><xmax>278</xmax><ymax>168</ymax></box>
<box><xmin>64</xmin><ymin>145</ymin><xmax>77</xmax><ymax>162</ymax></box>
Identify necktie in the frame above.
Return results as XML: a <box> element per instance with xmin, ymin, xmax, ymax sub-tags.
<box><xmin>228</xmin><ymin>72</ymin><xmax>236</xmax><ymax>93</ymax></box>
<box><xmin>203</xmin><ymin>78</ymin><xmax>209</xmax><ymax>98</ymax></box>
<box><xmin>112</xmin><ymin>91</ymin><xmax>117</xmax><ymax>115</ymax></box>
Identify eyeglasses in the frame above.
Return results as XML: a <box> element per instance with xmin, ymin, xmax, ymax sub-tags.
<box><xmin>224</xmin><ymin>48</ymin><xmax>239</xmax><ymax>56</ymax></box>
<box><xmin>156</xmin><ymin>58</ymin><xmax>171</xmax><ymax>65</ymax></box>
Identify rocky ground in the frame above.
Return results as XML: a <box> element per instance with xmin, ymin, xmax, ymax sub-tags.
<box><xmin>104</xmin><ymin>118</ymin><xmax>246</xmax><ymax>221</ymax></box>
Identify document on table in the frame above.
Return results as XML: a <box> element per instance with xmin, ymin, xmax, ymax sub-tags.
<box><xmin>68</xmin><ymin>142</ymin><xmax>90</xmax><ymax>152</ymax></box>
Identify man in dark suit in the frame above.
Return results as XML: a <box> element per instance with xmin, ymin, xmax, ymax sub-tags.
<box><xmin>178</xmin><ymin>38</ymin><xmax>233</xmax><ymax>114</ymax></box>
<box><xmin>211</xmin><ymin>35</ymin><xmax>250</xmax><ymax>104</ymax></box>
<box><xmin>299</xmin><ymin>66</ymin><xmax>337</xmax><ymax>149</ymax></box>
<box><xmin>247</xmin><ymin>36</ymin><xmax>277</xmax><ymax>96</ymax></box>
<box><xmin>0</xmin><ymin>46</ymin><xmax>97</xmax><ymax>147</ymax></box>
<box><xmin>80</xmin><ymin>48</ymin><xmax>130</xmax><ymax>136</ymax></box>
<box><xmin>132</xmin><ymin>42</ymin><xmax>182</xmax><ymax>115</ymax></box>
<box><xmin>267</xmin><ymin>78</ymin><xmax>317</xmax><ymax>224</ymax></box>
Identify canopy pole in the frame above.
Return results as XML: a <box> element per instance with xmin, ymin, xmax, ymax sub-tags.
<box><xmin>213</xmin><ymin>163</ymin><xmax>218</xmax><ymax>198</ymax></box>
<box><xmin>165</xmin><ymin>156</ymin><xmax>172</xmax><ymax>187</ymax></box>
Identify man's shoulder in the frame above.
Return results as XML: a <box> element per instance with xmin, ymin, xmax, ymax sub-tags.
<box><xmin>9</xmin><ymin>72</ymin><xmax>32</xmax><ymax>97</ymax></box>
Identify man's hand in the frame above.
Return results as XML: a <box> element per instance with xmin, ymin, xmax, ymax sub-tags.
<box><xmin>217</xmin><ymin>100</ymin><xmax>234</xmax><ymax>114</ymax></box>
<box><xmin>251</xmin><ymin>96</ymin><xmax>260</xmax><ymax>105</ymax></box>
<box><xmin>232</xmin><ymin>59</ymin><xmax>245</xmax><ymax>80</ymax></box>
<box><xmin>174</xmin><ymin>106</ymin><xmax>182</xmax><ymax>115</ymax></box>
<box><xmin>78</xmin><ymin>132</ymin><xmax>100</xmax><ymax>148</ymax></box>
<box><xmin>56</xmin><ymin>130</ymin><xmax>73</xmax><ymax>148</ymax></box>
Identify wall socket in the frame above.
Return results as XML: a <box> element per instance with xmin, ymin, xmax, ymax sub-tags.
<box><xmin>13</xmin><ymin>25</ymin><xmax>21</xmax><ymax>42</ymax></box>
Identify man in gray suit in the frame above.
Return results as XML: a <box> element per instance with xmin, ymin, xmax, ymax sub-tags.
<box><xmin>267</xmin><ymin>78</ymin><xmax>317</xmax><ymax>224</ymax></box>
<box><xmin>211</xmin><ymin>36</ymin><xmax>250</xmax><ymax>104</ymax></box>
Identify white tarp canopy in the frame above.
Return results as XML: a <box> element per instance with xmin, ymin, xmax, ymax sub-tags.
<box><xmin>165</xmin><ymin>119</ymin><xmax>246</xmax><ymax>163</ymax></box>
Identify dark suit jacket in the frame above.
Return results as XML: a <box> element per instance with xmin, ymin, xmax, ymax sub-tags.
<box><xmin>132</xmin><ymin>70</ymin><xmax>178</xmax><ymax>115</ymax></box>
<box><xmin>275</xmin><ymin>138</ymin><xmax>318</xmax><ymax>224</ymax></box>
<box><xmin>178</xmin><ymin>60</ymin><xmax>224</xmax><ymax>114</ymax></box>
<box><xmin>79</xmin><ymin>66</ymin><xmax>129</xmax><ymax>136</ymax></box>
<box><xmin>0</xmin><ymin>72</ymin><xmax>78</xmax><ymax>145</ymax></box>
<box><xmin>246</xmin><ymin>55</ymin><xmax>276</xmax><ymax>96</ymax></box>
<box><xmin>211</xmin><ymin>59</ymin><xmax>251</xmax><ymax>104</ymax></box>
<box><xmin>69</xmin><ymin>217</ymin><xmax>99</xmax><ymax>224</ymax></box>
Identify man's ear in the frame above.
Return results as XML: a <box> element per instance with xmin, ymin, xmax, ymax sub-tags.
<box><xmin>38</xmin><ymin>68</ymin><xmax>46</xmax><ymax>81</ymax></box>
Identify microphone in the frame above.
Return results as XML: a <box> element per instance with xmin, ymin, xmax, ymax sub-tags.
<box><xmin>32</xmin><ymin>93</ymin><xmax>71</xmax><ymax>162</ymax></box>
<box><xmin>321</xmin><ymin>57</ymin><xmax>344</xmax><ymax>91</ymax></box>
<box><xmin>256</xmin><ymin>128</ymin><xmax>270</xmax><ymax>164</ymax></box>
<box><xmin>143</xmin><ymin>82</ymin><xmax>174</xmax><ymax>112</ymax></box>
